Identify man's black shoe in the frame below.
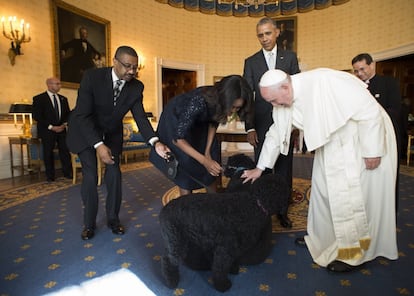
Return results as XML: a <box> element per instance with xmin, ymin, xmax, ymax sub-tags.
<box><xmin>277</xmin><ymin>214</ymin><xmax>293</xmax><ymax>228</ymax></box>
<box><xmin>108</xmin><ymin>223</ymin><xmax>125</xmax><ymax>235</ymax></box>
<box><xmin>294</xmin><ymin>237</ymin><xmax>306</xmax><ymax>247</ymax></box>
<box><xmin>326</xmin><ymin>260</ymin><xmax>356</xmax><ymax>272</ymax></box>
<box><xmin>81</xmin><ymin>228</ymin><xmax>95</xmax><ymax>240</ymax></box>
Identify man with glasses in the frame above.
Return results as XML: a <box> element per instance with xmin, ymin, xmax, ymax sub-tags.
<box><xmin>67</xmin><ymin>46</ymin><xmax>170</xmax><ymax>240</ymax></box>
<box><xmin>351</xmin><ymin>53</ymin><xmax>402</xmax><ymax>215</ymax></box>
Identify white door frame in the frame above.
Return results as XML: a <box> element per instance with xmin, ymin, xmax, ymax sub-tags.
<box><xmin>155</xmin><ymin>57</ymin><xmax>205</xmax><ymax>118</ymax></box>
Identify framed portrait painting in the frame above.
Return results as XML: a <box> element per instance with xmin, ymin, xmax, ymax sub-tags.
<box><xmin>273</xmin><ymin>16</ymin><xmax>297</xmax><ymax>53</ymax></box>
<box><xmin>51</xmin><ymin>0</ymin><xmax>111</xmax><ymax>88</ymax></box>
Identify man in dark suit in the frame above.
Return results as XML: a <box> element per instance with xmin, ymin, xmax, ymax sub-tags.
<box><xmin>66</xmin><ymin>46</ymin><xmax>170</xmax><ymax>240</ymax></box>
<box><xmin>32</xmin><ymin>77</ymin><xmax>72</xmax><ymax>182</ymax></box>
<box><xmin>352</xmin><ymin>52</ymin><xmax>402</xmax><ymax>214</ymax></box>
<box><xmin>60</xmin><ymin>26</ymin><xmax>101</xmax><ymax>83</ymax></box>
<box><xmin>243</xmin><ymin>17</ymin><xmax>300</xmax><ymax>228</ymax></box>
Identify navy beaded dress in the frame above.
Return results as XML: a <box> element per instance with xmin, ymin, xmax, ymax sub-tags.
<box><xmin>150</xmin><ymin>87</ymin><xmax>220</xmax><ymax>190</ymax></box>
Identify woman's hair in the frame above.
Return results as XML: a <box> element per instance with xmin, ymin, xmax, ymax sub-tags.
<box><xmin>205</xmin><ymin>75</ymin><xmax>253</xmax><ymax>124</ymax></box>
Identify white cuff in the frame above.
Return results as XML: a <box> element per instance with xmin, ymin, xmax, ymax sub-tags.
<box><xmin>149</xmin><ymin>137</ymin><xmax>160</xmax><ymax>146</ymax></box>
<box><xmin>94</xmin><ymin>141</ymin><xmax>104</xmax><ymax>149</ymax></box>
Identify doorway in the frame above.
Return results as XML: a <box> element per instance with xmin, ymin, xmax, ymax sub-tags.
<box><xmin>162</xmin><ymin>68</ymin><xmax>197</xmax><ymax>107</ymax></box>
<box><xmin>156</xmin><ymin>58</ymin><xmax>205</xmax><ymax>119</ymax></box>
<box><xmin>376</xmin><ymin>54</ymin><xmax>414</xmax><ymax>115</ymax></box>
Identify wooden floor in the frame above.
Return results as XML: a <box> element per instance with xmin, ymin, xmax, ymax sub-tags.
<box><xmin>0</xmin><ymin>170</ymin><xmax>61</xmax><ymax>192</ymax></box>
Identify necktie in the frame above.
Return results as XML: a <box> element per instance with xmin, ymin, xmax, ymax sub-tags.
<box><xmin>53</xmin><ymin>94</ymin><xmax>60</xmax><ymax>120</ymax></box>
<box><xmin>113</xmin><ymin>80</ymin><xmax>122</xmax><ymax>106</ymax></box>
<box><xmin>267</xmin><ymin>52</ymin><xmax>275</xmax><ymax>69</ymax></box>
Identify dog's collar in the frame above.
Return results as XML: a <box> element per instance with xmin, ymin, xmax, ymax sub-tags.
<box><xmin>227</xmin><ymin>166</ymin><xmax>248</xmax><ymax>175</ymax></box>
<box><xmin>256</xmin><ymin>199</ymin><xmax>268</xmax><ymax>216</ymax></box>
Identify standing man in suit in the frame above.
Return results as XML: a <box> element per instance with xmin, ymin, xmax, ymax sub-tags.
<box><xmin>352</xmin><ymin>52</ymin><xmax>402</xmax><ymax>214</ymax></box>
<box><xmin>32</xmin><ymin>77</ymin><xmax>73</xmax><ymax>182</ymax></box>
<box><xmin>66</xmin><ymin>46</ymin><xmax>170</xmax><ymax>240</ymax></box>
<box><xmin>243</xmin><ymin>17</ymin><xmax>300</xmax><ymax>228</ymax></box>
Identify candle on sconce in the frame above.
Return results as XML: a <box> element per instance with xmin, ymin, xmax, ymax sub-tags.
<box><xmin>9</xmin><ymin>16</ymin><xmax>16</xmax><ymax>33</ymax></box>
<box><xmin>20</xmin><ymin>19</ymin><xmax>24</xmax><ymax>34</ymax></box>
<box><xmin>1</xmin><ymin>17</ymin><xmax>5</xmax><ymax>32</ymax></box>
<box><xmin>26</xmin><ymin>23</ymin><xmax>30</xmax><ymax>38</ymax></box>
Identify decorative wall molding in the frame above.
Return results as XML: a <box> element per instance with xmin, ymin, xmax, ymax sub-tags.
<box><xmin>372</xmin><ymin>42</ymin><xmax>414</xmax><ymax>61</ymax></box>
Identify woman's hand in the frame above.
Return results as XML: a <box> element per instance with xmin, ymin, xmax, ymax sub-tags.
<box><xmin>203</xmin><ymin>157</ymin><xmax>222</xmax><ymax>177</ymax></box>
<box><xmin>241</xmin><ymin>168</ymin><xmax>263</xmax><ymax>183</ymax></box>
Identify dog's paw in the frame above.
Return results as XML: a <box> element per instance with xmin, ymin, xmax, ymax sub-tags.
<box><xmin>229</xmin><ymin>263</ymin><xmax>240</xmax><ymax>275</ymax></box>
<box><xmin>213</xmin><ymin>277</ymin><xmax>232</xmax><ymax>292</ymax></box>
<box><xmin>161</xmin><ymin>256</ymin><xmax>179</xmax><ymax>288</ymax></box>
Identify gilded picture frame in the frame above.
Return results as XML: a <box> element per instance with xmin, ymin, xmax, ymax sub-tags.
<box><xmin>51</xmin><ymin>0</ymin><xmax>111</xmax><ymax>88</ymax></box>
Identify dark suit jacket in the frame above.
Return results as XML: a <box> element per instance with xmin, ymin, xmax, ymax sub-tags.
<box><xmin>368</xmin><ymin>74</ymin><xmax>402</xmax><ymax>131</ymax></box>
<box><xmin>32</xmin><ymin>92</ymin><xmax>71</xmax><ymax>138</ymax></box>
<box><xmin>243</xmin><ymin>49</ymin><xmax>300</xmax><ymax>133</ymax></box>
<box><xmin>66</xmin><ymin>67</ymin><xmax>156</xmax><ymax>156</ymax></box>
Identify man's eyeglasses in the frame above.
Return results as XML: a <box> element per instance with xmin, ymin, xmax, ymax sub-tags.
<box><xmin>116</xmin><ymin>58</ymin><xmax>138</xmax><ymax>71</ymax></box>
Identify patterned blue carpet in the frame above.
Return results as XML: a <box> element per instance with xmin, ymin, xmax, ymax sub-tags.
<box><xmin>0</xmin><ymin>157</ymin><xmax>413</xmax><ymax>296</ymax></box>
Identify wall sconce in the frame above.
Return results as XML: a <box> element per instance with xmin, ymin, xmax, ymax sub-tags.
<box><xmin>1</xmin><ymin>16</ymin><xmax>31</xmax><ymax>66</ymax></box>
<box><xmin>138</xmin><ymin>56</ymin><xmax>145</xmax><ymax>71</ymax></box>
<box><xmin>9</xmin><ymin>103</ymin><xmax>33</xmax><ymax>138</ymax></box>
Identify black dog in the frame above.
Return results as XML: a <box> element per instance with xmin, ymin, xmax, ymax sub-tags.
<box><xmin>159</xmin><ymin>154</ymin><xmax>290</xmax><ymax>292</ymax></box>
<box><xmin>224</xmin><ymin>153</ymin><xmax>276</xmax><ymax>266</ymax></box>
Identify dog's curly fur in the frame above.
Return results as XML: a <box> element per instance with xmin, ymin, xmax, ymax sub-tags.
<box><xmin>159</xmin><ymin>154</ymin><xmax>290</xmax><ymax>292</ymax></box>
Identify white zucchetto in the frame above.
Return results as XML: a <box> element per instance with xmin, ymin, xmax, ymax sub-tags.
<box><xmin>259</xmin><ymin>69</ymin><xmax>288</xmax><ymax>87</ymax></box>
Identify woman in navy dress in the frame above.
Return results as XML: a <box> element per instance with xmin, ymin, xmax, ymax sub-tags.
<box><xmin>150</xmin><ymin>75</ymin><xmax>253</xmax><ymax>196</ymax></box>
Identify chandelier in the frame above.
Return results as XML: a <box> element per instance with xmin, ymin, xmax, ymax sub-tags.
<box><xmin>217</xmin><ymin>0</ymin><xmax>279</xmax><ymax>9</ymax></box>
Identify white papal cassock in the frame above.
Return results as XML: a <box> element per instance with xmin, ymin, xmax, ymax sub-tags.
<box><xmin>258</xmin><ymin>68</ymin><xmax>398</xmax><ymax>267</ymax></box>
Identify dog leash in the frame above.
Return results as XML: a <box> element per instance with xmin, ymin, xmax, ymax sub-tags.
<box><xmin>180</xmin><ymin>168</ymin><xmax>216</xmax><ymax>194</ymax></box>
<box><xmin>166</xmin><ymin>152</ymin><xmax>215</xmax><ymax>193</ymax></box>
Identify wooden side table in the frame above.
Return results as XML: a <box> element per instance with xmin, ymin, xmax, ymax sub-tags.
<box><xmin>215</xmin><ymin>128</ymin><xmax>248</xmax><ymax>190</ymax></box>
<box><xmin>9</xmin><ymin>137</ymin><xmax>42</xmax><ymax>178</ymax></box>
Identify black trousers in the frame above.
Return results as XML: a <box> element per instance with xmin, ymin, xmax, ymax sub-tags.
<box><xmin>40</xmin><ymin>132</ymin><xmax>72</xmax><ymax>179</ymax></box>
<box><xmin>78</xmin><ymin>147</ymin><xmax>122</xmax><ymax>228</ymax></box>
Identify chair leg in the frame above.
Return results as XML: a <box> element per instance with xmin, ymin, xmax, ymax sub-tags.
<box><xmin>97</xmin><ymin>154</ymin><xmax>102</xmax><ymax>186</ymax></box>
<box><xmin>72</xmin><ymin>166</ymin><xmax>77</xmax><ymax>184</ymax></box>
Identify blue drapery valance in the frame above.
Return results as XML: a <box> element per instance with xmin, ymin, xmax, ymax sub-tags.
<box><xmin>155</xmin><ymin>0</ymin><xmax>350</xmax><ymax>17</ymax></box>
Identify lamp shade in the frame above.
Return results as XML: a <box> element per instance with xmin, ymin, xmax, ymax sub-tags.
<box><xmin>9</xmin><ymin>103</ymin><xmax>32</xmax><ymax>113</ymax></box>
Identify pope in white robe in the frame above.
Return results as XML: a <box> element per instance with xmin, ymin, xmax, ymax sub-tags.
<box><xmin>242</xmin><ymin>68</ymin><xmax>398</xmax><ymax>271</ymax></box>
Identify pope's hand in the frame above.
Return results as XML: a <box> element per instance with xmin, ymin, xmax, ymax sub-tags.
<box><xmin>241</xmin><ymin>167</ymin><xmax>263</xmax><ymax>184</ymax></box>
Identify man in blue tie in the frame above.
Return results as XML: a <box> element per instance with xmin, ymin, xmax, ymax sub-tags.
<box><xmin>243</xmin><ymin>17</ymin><xmax>300</xmax><ymax>228</ymax></box>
